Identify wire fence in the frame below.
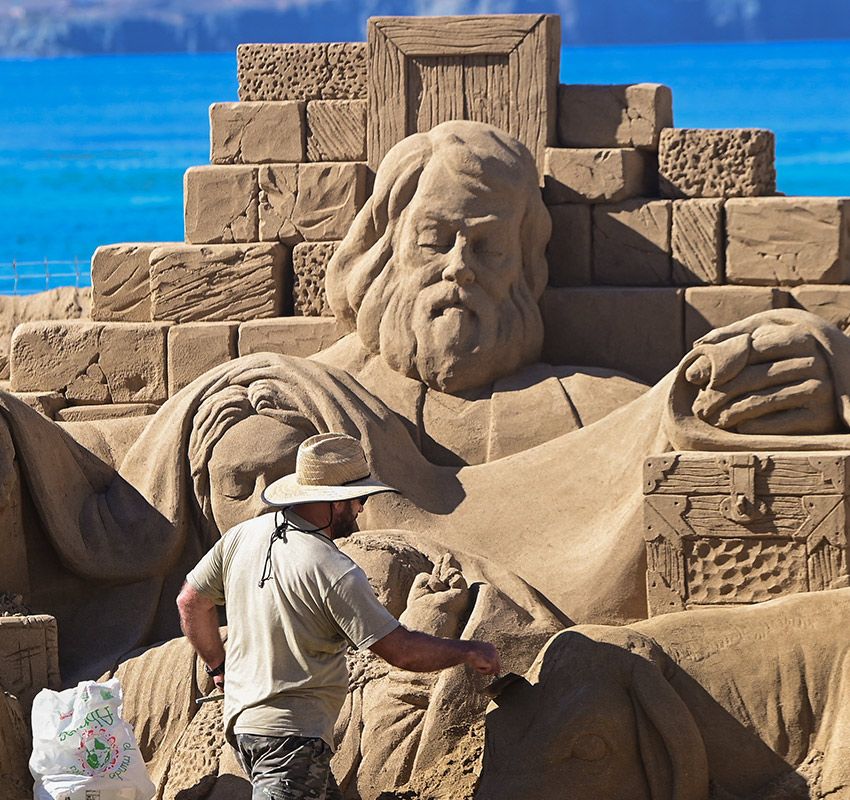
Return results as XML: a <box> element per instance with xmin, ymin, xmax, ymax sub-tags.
<box><xmin>0</xmin><ymin>259</ymin><xmax>92</xmax><ymax>296</ymax></box>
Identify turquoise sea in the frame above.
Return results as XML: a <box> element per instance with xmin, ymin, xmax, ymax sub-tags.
<box><xmin>1</xmin><ymin>39</ymin><xmax>850</xmax><ymax>291</ymax></box>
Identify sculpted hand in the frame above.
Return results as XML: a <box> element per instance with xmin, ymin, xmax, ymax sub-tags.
<box><xmin>399</xmin><ymin>554</ymin><xmax>470</xmax><ymax>638</ymax></box>
<box><xmin>686</xmin><ymin>318</ymin><xmax>840</xmax><ymax>435</ymax></box>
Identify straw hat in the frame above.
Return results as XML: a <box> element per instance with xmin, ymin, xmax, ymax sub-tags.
<box><xmin>262</xmin><ymin>432</ymin><xmax>398</xmax><ymax>506</ymax></box>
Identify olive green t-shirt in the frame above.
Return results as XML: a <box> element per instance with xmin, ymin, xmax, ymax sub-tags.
<box><xmin>187</xmin><ymin>510</ymin><xmax>399</xmax><ymax>748</ymax></box>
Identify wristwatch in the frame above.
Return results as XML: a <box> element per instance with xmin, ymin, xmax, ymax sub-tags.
<box><xmin>204</xmin><ymin>659</ymin><xmax>225</xmax><ymax>678</ymax></box>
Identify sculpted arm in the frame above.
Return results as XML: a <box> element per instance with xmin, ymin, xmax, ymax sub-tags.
<box><xmin>176</xmin><ymin>582</ymin><xmax>225</xmax><ymax>686</ymax></box>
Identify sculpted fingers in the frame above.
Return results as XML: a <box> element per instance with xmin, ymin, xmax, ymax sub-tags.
<box><xmin>748</xmin><ymin>323</ymin><xmax>821</xmax><ymax>364</ymax></box>
<box><xmin>736</xmin><ymin>408</ymin><xmax>841</xmax><ymax>436</ymax></box>
<box><xmin>438</xmin><ymin>554</ymin><xmax>466</xmax><ymax>590</ymax></box>
<box><xmin>714</xmin><ymin>378</ymin><xmax>834</xmax><ymax>430</ymax></box>
<box><xmin>685</xmin><ymin>355</ymin><xmax>712</xmax><ymax>387</ymax></box>
<box><xmin>407</xmin><ymin>572</ymin><xmax>432</xmax><ymax>603</ymax></box>
<box><xmin>693</xmin><ymin>357</ymin><xmax>826</xmax><ymax>422</ymax></box>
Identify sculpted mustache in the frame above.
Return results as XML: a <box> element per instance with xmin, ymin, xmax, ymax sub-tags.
<box><xmin>419</xmin><ymin>282</ymin><xmax>489</xmax><ymax>317</ymax></box>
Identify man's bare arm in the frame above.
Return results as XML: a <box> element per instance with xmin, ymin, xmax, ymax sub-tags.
<box><xmin>370</xmin><ymin>625</ymin><xmax>500</xmax><ymax>675</ymax></box>
<box><xmin>176</xmin><ymin>582</ymin><xmax>226</xmax><ymax>682</ymax></box>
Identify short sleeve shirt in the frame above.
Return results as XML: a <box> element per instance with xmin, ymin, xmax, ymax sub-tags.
<box><xmin>187</xmin><ymin>511</ymin><xmax>399</xmax><ymax>748</ymax></box>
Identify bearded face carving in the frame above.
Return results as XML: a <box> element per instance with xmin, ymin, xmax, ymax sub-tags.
<box><xmin>326</xmin><ymin>121</ymin><xmax>551</xmax><ymax>394</ymax></box>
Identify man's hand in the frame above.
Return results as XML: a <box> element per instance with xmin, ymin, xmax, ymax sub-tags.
<box><xmin>399</xmin><ymin>554</ymin><xmax>469</xmax><ymax>638</ymax></box>
<box><xmin>463</xmin><ymin>641</ymin><xmax>501</xmax><ymax>676</ymax></box>
<box><xmin>687</xmin><ymin>317</ymin><xmax>840</xmax><ymax>435</ymax></box>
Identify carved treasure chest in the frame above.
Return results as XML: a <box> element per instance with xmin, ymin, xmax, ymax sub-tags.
<box><xmin>643</xmin><ymin>452</ymin><xmax>850</xmax><ymax>617</ymax></box>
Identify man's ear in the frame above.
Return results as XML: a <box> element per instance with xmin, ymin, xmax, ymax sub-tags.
<box><xmin>630</xmin><ymin>657</ymin><xmax>709</xmax><ymax>800</ymax></box>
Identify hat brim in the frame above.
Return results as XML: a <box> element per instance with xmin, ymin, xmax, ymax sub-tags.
<box><xmin>261</xmin><ymin>474</ymin><xmax>399</xmax><ymax>507</ymax></box>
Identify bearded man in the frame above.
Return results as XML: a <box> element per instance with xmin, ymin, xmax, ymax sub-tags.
<box><xmin>317</xmin><ymin>120</ymin><xmax>647</xmax><ymax>466</ymax></box>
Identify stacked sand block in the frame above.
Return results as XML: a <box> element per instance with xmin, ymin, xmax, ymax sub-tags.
<box><xmin>0</xmin><ymin>287</ymin><xmax>90</xmax><ymax>381</ymax></box>
<box><xmin>9</xmin><ymin>321</ymin><xmax>169</xmax><ymax>420</ymax></box>
<box><xmin>0</xmin><ymin>614</ymin><xmax>60</xmax><ymax>710</ymax></box>
<box><xmin>12</xmin><ymin>16</ymin><xmax>850</xmax><ymax>397</ymax></box>
<box><xmin>545</xmin><ymin>89</ymin><xmax>850</xmax><ymax>377</ymax></box>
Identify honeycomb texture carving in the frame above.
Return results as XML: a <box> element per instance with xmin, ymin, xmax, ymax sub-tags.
<box><xmin>238</xmin><ymin>43</ymin><xmax>367</xmax><ymax>101</ymax></box>
<box><xmin>686</xmin><ymin>537</ymin><xmax>806</xmax><ymax>604</ymax></box>
<box><xmin>292</xmin><ymin>241</ymin><xmax>339</xmax><ymax>316</ymax></box>
<box><xmin>659</xmin><ymin>128</ymin><xmax>776</xmax><ymax>199</ymax></box>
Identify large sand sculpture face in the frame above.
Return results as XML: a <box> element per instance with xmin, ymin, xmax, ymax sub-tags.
<box><xmin>206</xmin><ymin>414</ymin><xmax>296</xmax><ymax>533</ymax></box>
<box><xmin>327</xmin><ymin>120</ymin><xmax>551</xmax><ymax>394</ymax></box>
<box><xmin>389</xmin><ymin>160</ymin><xmax>530</xmax><ymax>393</ymax></box>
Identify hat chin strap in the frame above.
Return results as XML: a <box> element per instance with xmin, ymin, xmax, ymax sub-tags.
<box><xmin>258</xmin><ymin>506</ymin><xmax>335</xmax><ymax>589</ymax></box>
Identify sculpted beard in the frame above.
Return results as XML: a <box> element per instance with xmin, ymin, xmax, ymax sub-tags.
<box><xmin>370</xmin><ymin>261</ymin><xmax>543</xmax><ymax>393</ymax></box>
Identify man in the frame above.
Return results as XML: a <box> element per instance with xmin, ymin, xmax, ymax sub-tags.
<box><xmin>176</xmin><ymin>432</ymin><xmax>501</xmax><ymax>800</ymax></box>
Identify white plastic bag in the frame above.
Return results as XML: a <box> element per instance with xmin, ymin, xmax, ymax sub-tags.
<box><xmin>30</xmin><ymin>678</ymin><xmax>155</xmax><ymax>800</ymax></box>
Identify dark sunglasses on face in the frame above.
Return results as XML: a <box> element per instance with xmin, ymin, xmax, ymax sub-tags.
<box><xmin>354</xmin><ymin>495</ymin><xmax>369</xmax><ymax>506</ymax></box>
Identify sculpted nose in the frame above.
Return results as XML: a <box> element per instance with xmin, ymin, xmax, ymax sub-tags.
<box><xmin>442</xmin><ymin>240</ymin><xmax>476</xmax><ymax>286</ymax></box>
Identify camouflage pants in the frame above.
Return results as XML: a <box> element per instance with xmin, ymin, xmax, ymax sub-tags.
<box><xmin>235</xmin><ymin>734</ymin><xmax>343</xmax><ymax>800</ymax></box>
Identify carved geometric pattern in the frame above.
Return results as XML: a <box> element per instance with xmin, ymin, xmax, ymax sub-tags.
<box><xmin>644</xmin><ymin>451</ymin><xmax>850</xmax><ymax>616</ymax></box>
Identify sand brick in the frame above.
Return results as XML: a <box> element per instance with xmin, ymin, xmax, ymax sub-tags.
<box><xmin>543</xmin><ymin>147</ymin><xmax>654</xmax><ymax>205</ymax></box>
<box><xmin>546</xmin><ymin>204</ymin><xmax>592</xmax><ymax>286</ymax></box>
<box><xmin>184</xmin><ymin>166</ymin><xmax>259</xmax><ymax>245</ymax></box>
<box><xmin>293</xmin><ymin>162</ymin><xmax>367</xmax><ymax>241</ymax></box>
<box><xmin>541</xmin><ymin>287</ymin><xmax>684</xmax><ymax>383</ymax></box>
<box><xmin>167</xmin><ymin>322</ymin><xmax>238</xmax><ymax>395</ymax></box>
<box><xmin>0</xmin><ymin>288</ymin><xmax>91</xmax><ymax>381</ymax></box>
<box><xmin>91</xmin><ymin>243</ymin><xmax>160</xmax><ymax>322</ymax></box>
<box><xmin>238</xmin><ymin>318</ymin><xmax>343</xmax><ymax>358</ymax></box>
<box><xmin>726</xmin><ymin>197</ymin><xmax>850</xmax><ymax>285</ymax></box>
<box><xmin>307</xmin><ymin>100</ymin><xmax>367</xmax><ymax>162</ymax></box>
<box><xmin>671</xmin><ymin>199</ymin><xmax>725</xmax><ymax>285</ymax></box>
<box><xmin>790</xmin><ymin>285</ymin><xmax>850</xmax><ymax>333</ymax></box>
<box><xmin>593</xmin><ymin>199</ymin><xmax>672</xmax><ymax>285</ymax></box>
<box><xmin>685</xmin><ymin>286</ymin><xmax>788</xmax><ymax>347</ymax></box>
<box><xmin>0</xmin><ymin>615</ymin><xmax>60</xmax><ymax>709</ymax></box>
<box><xmin>557</xmin><ymin>83</ymin><xmax>673</xmax><ymax>150</ymax></box>
<box><xmin>210</xmin><ymin>101</ymin><xmax>305</xmax><ymax>164</ymax></box>
<box><xmin>56</xmin><ymin>404</ymin><xmax>160</xmax><ymax>422</ymax></box>
<box><xmin>326</xmin><ymin>43</ymin><xmax>369</xmax><ymax>100</ymax></box>
<box><xmin>10</xmin><ymin>321</ymin><xmax>169</xmax><ymax>404</ymax></box>
<box><xmin>259</xmin><ymin>164</ymin><xmax>300</xmax><ymax>244</ymax></box>
<box><xmin>9</xmin><ymin>391</ymin><xmax>65</xmax><ymax>419</ymax></box>
<box><xmin>259</xmin><ymin>163</ymin><xmax>366</xmax><ymax>244</ymax></box>
<box><xmin>658</xmin><ymin>128</ymin><xmax>776</xmax><ymax>199</ymax></box>
<box><xmin>292</xmin><ymin>242</ymin><xmax>339</xmax><ymax>316</ymax></box>
<box><xmin>237</xmin><ymin>43</ymin><xmax>367</xmax><ymax>102</ymax></box>
<box><xmin>150</xmin><ymin>243</ymin><xmax>287</xmax><ymax>323</ymax></box>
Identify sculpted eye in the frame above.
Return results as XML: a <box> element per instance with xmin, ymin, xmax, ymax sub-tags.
<box><xmin>219</xmin><ymin>472</ymin><xmax>256</xmax><ymax>501</ymax></box>
<box><xmin>570</xmin><ymin>734</ymin><xmax>608</xmax><ymax>762</ymax></box>
<box><xmin>418</xmin><ymin>239</ymin><xmax>452</xmax><ymax>253</ymax></box>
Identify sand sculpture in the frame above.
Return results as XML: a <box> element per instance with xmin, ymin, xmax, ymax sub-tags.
<box><xmin>480</xmin><ymin>588</ymin><xmax>850</xmax><ymax>800</ymax></box>
<box><xmin>1</xmin><ymin>11</ymin><xmax>850</xmax><ymax>800</ymax></box>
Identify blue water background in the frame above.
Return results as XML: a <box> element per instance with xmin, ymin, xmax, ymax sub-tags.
<box><xmin>1</xmin><ymin>39</ymin><xmax>849</xmax><ymax>291</ymax></box>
